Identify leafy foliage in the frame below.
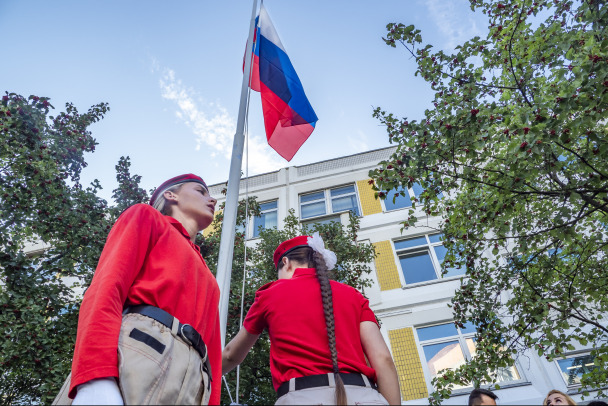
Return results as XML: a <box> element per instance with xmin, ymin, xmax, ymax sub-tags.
<box><xmin>0</xmin><ymin>93</ymin><xmax>148</xmax><ymax>404</ymax></box>
<box><xmin>204</xmin><ymin>204</ymin><xmax>376</xmax><ymax>405</ymax></box>
<box><xmin>372</xmin><ymin>0</ymin><xmax>607</xmax><ymax>403</ymax></box>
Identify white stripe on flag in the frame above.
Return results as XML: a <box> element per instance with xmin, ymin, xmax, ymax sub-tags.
<box><xmin>258</xmin><ymin>3</ymin><xmax>285</xmax><ymax>52</ymax></box>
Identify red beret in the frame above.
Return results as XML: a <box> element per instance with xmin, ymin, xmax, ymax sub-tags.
<box><xmin>149</xmin><ymin>173</ymin><xmax>208</xmax><ymax>206</ymax></box>
<box><xmin>273</xmin><ymin>235</ymin><xmax>311</xmax><ymax>269</ymax></box>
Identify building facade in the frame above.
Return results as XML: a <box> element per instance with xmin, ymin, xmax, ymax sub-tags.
<box><xmin>209</xmin><ymin>147</ymin><xmax>601</xmax><ymax>405</ymax></box>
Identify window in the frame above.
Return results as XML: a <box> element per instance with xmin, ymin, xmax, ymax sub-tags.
<box><xmin>384</xmin><ymin>183</ymin><xmax>442</xmax><ymax>211</ymax></box>
<box><xmin>252</xmin><ymin>200</ymin><xmax>278</xmax><ymax>238</ymax></box>
<box><xmin>395</xmin><ymin>234</ymin><xmax>464</xmax><ymax>286</ymax></box>
<box><xmin>302</xmin><ymin>215</ymin><xmax>341</xmax><ymax>229</ymax></box>
<box><xmin>556</xmin><ymin>353</ymin><xmax>598</xmax><ymax>387</ymax></box>
<box><xmin>416</xmin><ymin>322</ymin><xmax>520</xmax><ymax>389</ymax></box>
<box><xmin>384</xmin><ymin>183</ymin><xmax>422</xmax><ymax>211</ymax></box>
<box><xmin>299</xmin><ymin>185</ymin><xmax>360</xmax><ymax>220</ymax></box>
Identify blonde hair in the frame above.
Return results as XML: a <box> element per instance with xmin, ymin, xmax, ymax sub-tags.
<box><xmin>151</xmin><ymin>182</ymin><xmax>185</xmax><ymax>215</ymax></box>
<box><xmin>544</xmin><ymin>390</ymin><xmax>577</xmax><ymax>405</ymax></box>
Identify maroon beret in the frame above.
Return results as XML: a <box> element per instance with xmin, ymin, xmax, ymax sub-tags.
<box><xmin>273</xmin><ymin>235</ymin><xmax>311</xmax><ymax>269</ymax></box>
<box><xmin>149</xmin><ymin>173</ymin><xmax>208</xmax><ymax>206</ymax></box>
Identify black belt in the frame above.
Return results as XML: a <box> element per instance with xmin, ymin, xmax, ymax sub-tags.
<box><xmin>276</xmin><ymin>373</ymin><xmax>377</xmax><ymax>398</ymax></box>
<box><xmin>124</xmin><ymin>305</ymin><xmax>211</xmax><ymax>380</ymax></box>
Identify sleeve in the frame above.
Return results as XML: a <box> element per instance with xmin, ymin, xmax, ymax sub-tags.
<box><xmin>242</xmin><ymin>288</ymin><xmax>269</xmax><ymax>335</ymax></box>
<box><xmin>356</xmin><ymin>288</ymin><xmax>380</xmax><ymax>327</ymax></box>
<box><xmin>208</xmin><ymin>311</ymin><xmax>222</xmax><ymax>405</ymax></box>
<box><xmin>69</xmin><ymin>204</ymin><xmax>160</xmax><ymax>398</ymax></box>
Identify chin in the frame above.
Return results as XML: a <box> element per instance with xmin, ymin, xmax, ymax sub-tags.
<box><xmin>199</xmin><ymin>218</ymin><xmax>214</xmax><ymax>232</ymax></box>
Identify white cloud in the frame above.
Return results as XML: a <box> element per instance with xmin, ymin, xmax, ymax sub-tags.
<box><xmin>426</xmin><ymin>0</ymin><xmax>483</xmax><ymax>52</ymax></box>
<box><xmin>155</xmin><ymin>65</ymin><xmax>285</xmax><ymax>175</ymax></box>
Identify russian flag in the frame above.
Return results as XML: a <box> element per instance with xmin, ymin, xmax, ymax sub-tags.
<box><xmin>249</xmin><ymin>4</ymin><xmax>318</xmax><ymax>161</ymax></box>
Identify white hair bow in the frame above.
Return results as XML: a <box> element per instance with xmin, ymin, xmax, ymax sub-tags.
<box><xmin>307</xmin><ymin>232</ymin><xmax>338</xmax><ymax>270</ymax></box>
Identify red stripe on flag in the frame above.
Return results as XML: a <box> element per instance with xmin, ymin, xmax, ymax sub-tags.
<box><xmin>260</xmin><ymin>82</ymin><xmax>314</xmax><ymax>161</ymax></box>
<box><xmin>250</xmin><ymin>53</ymin><xmax>261</xmax><ymax>92</ymax></box>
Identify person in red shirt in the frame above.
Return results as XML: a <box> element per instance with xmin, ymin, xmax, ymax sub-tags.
<box><xmin>53</xmin><ymin>174</ymin><xmax>221</xmax><ymax>405</ymax></box>
<box><xmin>222</xmin><ymin>233</ymin><xmax>401</xmax><ymax>405</ymax></box>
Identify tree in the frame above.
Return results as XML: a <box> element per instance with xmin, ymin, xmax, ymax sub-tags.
<box><xmin>202</xmin><ymin>200</ymin><xmax>376</xmax><ymax>405</ymax></box>
<box><xmin>371</xmin><ymin>0</ymin><xmax>607</xmax><ymax>403</ymax></box>
<box><xmin>0</xmin><ymin>92</ymin><xmax>148</xmax><ymax>404</ymax></box>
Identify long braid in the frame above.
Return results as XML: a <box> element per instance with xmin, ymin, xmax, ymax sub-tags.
<box><xmin>313</xmin><ymin>250</ymin><xmax>347</xmax><ymax>405</ymax></box>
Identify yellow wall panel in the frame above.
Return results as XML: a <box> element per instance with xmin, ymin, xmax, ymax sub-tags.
<box><xmin>203</xmin><ymin>210</ymin><xmax>222</xmax><ymax>237</ymax></box>
<box><xmin>373</xmin><ymin>240</ymin><xmax>401</xmax><ymax>291</ymax></box>
<box><xmin>357</xmin><ymin>179</ymin><xmax>382</xmax><ymax>216</ymax></box>
<box><xmin>389</xmin><ymin>327</ymin><xmax>429</xmax><ymax>401</ymax></box>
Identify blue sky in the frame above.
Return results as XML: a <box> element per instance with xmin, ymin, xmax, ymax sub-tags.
<box><xmin>0</xmin><ymin>0</ymin><xmax>487</xmax><ymax>202</ymax></box>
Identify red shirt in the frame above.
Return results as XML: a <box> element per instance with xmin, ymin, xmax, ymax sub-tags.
<box><xmin>69</xmin><ymin>204</ymin><xmax>221</xmax><ymax>405</ymax></box>
<box><xmin>243</xmin><ymin>268</ymin><xmax>378</xmax><ymax>390</ymax></box>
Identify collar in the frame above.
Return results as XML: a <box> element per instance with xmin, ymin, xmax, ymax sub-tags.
<box><xmin>293</xmin><ymin>268</ymin><xmax>316</xmax><ymax>278</ymax></box>
<box><xmin>165</xmin><ymin>215</ymin><xmax>200</xmax><ymax>252</ymax></box>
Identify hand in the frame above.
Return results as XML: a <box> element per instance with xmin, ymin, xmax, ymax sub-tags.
<box><xmin>72</xmin><ymin>377</ymin><xmax>124</xmax><ymax>405</ymax></box>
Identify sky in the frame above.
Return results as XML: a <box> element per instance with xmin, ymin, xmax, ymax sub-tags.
<box><xmin>0</xmin><ymin>0</ymin><xmax>488</xmax><ymax>203</ymax></box>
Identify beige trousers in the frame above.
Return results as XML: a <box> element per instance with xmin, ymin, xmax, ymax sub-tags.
<box><xmin>53</xmin><ymin>313</ymin><xmax>211</xmax><ymax>405</ymax></box>
<box><xmin>275</xmin><ymin>384</ymin><xmax>389</xmax><ymax>405</ymax></box>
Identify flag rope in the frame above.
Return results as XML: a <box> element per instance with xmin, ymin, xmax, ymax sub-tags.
<box><xmin>236</xmin><ymin>46</ymin><xmax>255</xmax><ymax>403</ymax></box>
<box><xmin>222</xmin><ymin>376</ymin><xmax>235</xmax><ymax>405</ymax></box>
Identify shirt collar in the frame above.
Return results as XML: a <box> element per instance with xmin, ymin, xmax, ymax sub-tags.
<box><xmin>293</xmin><ymin>268</ymin><xmax>316</xmax><ymax>277</ymax></box>
<box><xmin>165</xmin><ymin>215</ymin><xmax>201</xmax><ymax>252</ymax></box>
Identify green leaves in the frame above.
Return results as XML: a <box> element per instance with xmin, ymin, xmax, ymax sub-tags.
<box><xmin>374</xmin><ymin>0</ymin><xmax>608</xmax><ymax>403</ymax></box>
<box><xmin>0</xmin><ymin>93</ymin><xmax>148</xmax><ymax>404</ymax></box>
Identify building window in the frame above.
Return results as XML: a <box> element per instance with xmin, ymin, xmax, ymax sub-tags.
<box><xmin>416</xmin><ymin>322</ymin><xmax>521</xmax><ymax>389</ymax></box>
<box><xmin>384</xmin><ymin>183</ymin><xmax>423</xmax><ymax>211</ymax></box>
<box><xmin>302</xmin><ymin>215</ymin><xmax>342</xmax><ymax>229</ymax></box>
<box><xmin>395</xmin><ymin>234</ymin><xmax>464</xmax><ymax>285</ymax></box>
<box><xmin>252</xmin><ymin>200</ymin><xmax>278</xmax><ymax>238</ymax></box>
<box><xmin>299</xmin><ymin>185</ymin><xmax>360</xmax><ymax>220</ymax></box>
<box><xmin>384</xmin><ymin>183</ymin><xmax>442</xmax><ymax>211</ymax></box>
<box><xmin>556</xmin><ymin>353</ymin><xmax>598</xmax><ymax>387</ymax></box>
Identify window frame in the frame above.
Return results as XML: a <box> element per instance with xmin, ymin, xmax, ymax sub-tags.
<box><xmin>382</xmin><ymin>183</ymin><xmax>429</xmax><ymax>212</ymax></box>
<box><xmin>554</xmin><ymin>351</ymin><xmax>598</xmax><ymax>389</ymax></box>
<box><xmin>394</xmin><ymin>233</ymin><xmax>464</xmax><ymax>287</ymax></box>
<box><xmin>383</xmin><ymin>186</ymin><xmax>414</xmax><ymax>212</ymax></box>
<box><xmin>299</xmin><ymin>184</ymin><xmax>361</xmax><ymax>221</ymax></box>
<box><xmin>416</xmin><ymin>322</ymin><xmax>475</xmax><ymax>384</ymax></box>
<box><xmin>415</xmin><ymin>321</ymin><xmax>525</xmax><ymax>395</ymax></box>
<box><xmin>250</xmin><ymin>199</ymin><xmax>278</xmax><ymax>239</ymax></box>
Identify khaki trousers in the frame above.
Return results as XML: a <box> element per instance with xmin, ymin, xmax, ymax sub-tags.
<box><xmin>53</xmin><ymin>313</ymin><xmax>211</xmax><ymax>405</ymax></box>
<box><xmin>275</xmin><ymin>384</ymin><xmax>389</xmax><ymax>405</ymax></box>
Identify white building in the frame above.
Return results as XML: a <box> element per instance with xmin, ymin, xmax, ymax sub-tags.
<box><xmin>209</xmin><ymin>146</ymin><xmax>602</xmax><ymax>405</ymax></box>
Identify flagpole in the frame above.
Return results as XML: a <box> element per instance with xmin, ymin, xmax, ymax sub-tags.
<box><xmin>216</xmin><ymin>0</ymin><xmax>259</xmax><ymax>349</ymax></box>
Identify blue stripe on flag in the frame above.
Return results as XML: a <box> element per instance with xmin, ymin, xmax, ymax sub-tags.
<box><xmin>258</xmin><ymin>35</ymin><xmax>318</xmax><ymax>125</ymax></box>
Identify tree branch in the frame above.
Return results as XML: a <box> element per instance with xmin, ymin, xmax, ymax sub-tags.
<box><xmin>555</xmin><ymin>141</ymin><xmax>608</xmax><ymax>179</ymax></box>
<box><xmin>507</xmin><ymin>2</ymin><xmax>534</xmax><ymax>107</ymax></box>
<box><xmin>397</xmin><ymin>40</ymin><xmax>520</xmax><ymax>91</ymax></box>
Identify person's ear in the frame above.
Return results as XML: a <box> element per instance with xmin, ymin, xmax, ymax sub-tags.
<box><xmin>163</xmin><ymin>189</ymin><xmax>178</xmax><ymax>203</ymax></box>
<box><xmin>282</xmin><ymin>256</ymin><xmax>289</xmax><ymax>268</ymax></box>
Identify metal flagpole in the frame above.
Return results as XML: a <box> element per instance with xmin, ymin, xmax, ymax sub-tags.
<box><xmin>216</xmin><ymin>0</ymin><xmax>259</xmax><ymax>349</ymax></box>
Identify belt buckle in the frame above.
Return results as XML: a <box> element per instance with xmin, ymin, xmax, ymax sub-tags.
<box><xmin>179</xmin><ymin>323</ymin><xmax>193</xmax><ymax>346</ymax></box>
